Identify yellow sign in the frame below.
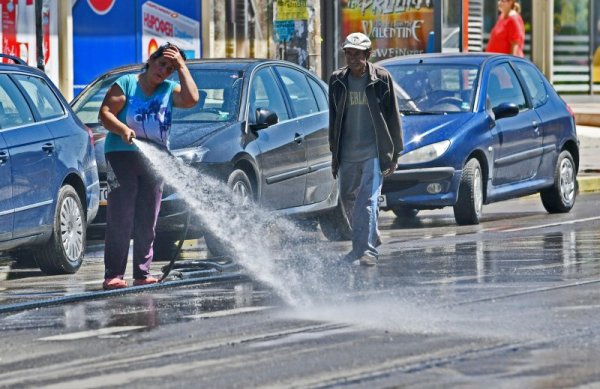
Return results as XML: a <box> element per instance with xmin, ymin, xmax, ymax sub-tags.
<box><xmin>276</xmin><ymin>0</ymin><xmax>308</xmax><ymax>21</ymax></box>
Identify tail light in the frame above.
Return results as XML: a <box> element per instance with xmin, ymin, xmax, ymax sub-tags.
<box><xmin>561</xmin><ymin>97</ymin><xmax>575</xmax><ymax>119</ymax></box>
<box><xmin>84</xmin><ymin>124</ymin><xmax>95</xmax><ymax>146</ymax></box>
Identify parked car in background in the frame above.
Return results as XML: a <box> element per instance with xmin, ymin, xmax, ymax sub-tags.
<box><xmin>0</xmin><ymin>54</ymin><xmax>99</xmax><ymax>274</ymax></box>
<box><xmin>71</xmin><ymin>59</ymin><xmax>350</xmax><ymax>257</ymax></box>
<box><xmin>379</xmin><ymin>53</ymin><xmax>579</xmax><ymax>224</ymax></box>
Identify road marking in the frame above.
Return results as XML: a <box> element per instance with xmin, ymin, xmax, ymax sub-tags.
<box><xmin>486</xmin><ymin>216</ymin><xmax>600</xmax><ymax>233</ymax></box>
<box><xmin>38</xmin><ymin>326</ymin><xmax>145</xmax><ymax>341</ymax></box>
<box><xmin>186</xmin><ymin>306</ymin><xmax>273</xmax><ymax>319</ymax></box>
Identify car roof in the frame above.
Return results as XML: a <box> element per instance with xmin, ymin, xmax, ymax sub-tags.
<box><xmin>377</xmin><ymin>52</ymin><xmax>517</xmax><ymax>67</ymax></box>
<box><xmin>93</xmin><ymin>58</ymin><xmax>296</xmax><ymax>78</ymax></box>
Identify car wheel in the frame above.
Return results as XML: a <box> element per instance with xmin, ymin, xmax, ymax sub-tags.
<box><xmin>392</xmin><ymin>207</ymin><xmax>419</xmax><ymax>219</ymax></box>
<box><xmin>453</xmin><ymin>158</ymin><xmax>483</xmax><ymax>225</ymax></box>
<box><xmin>319</xmin><ymin>202</ymin><xmax>352</xmax><ymax>241</ymax></box>
<box><xmin>153</xmin><ymin>235</ymin><xmax>180</xmax><ymax>262</ymax></box>
<box><xmin>34</xmin><ymin>185</ymin><xmax>85</xmax><ymax>274</ymax></box>
<box><xmin>540</xmin><ymin>150</ymin><xmax>577</xmax><ymax>213</ymax></box>
<box><xmin>205</xmin><ymin>169</ymin><xmax>254</xmax><ymax>257</ymax></box>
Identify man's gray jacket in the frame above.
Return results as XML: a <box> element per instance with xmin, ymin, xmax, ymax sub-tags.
<box><xmin>328</xmin><ymin>62</ymin><xmax>403</xmax><ymax>178</ymax></box>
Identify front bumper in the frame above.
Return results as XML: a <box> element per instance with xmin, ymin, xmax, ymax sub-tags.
<box><xmin>381</xmin><ymin>167</ymin><xmax>462</xmax><ymax>209</ymax></box>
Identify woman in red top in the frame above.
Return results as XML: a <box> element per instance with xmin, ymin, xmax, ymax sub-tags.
<box><xmin>486</xmin><ymin>0</ymin><xmax>525</xmax><ymax>57</ymax></box>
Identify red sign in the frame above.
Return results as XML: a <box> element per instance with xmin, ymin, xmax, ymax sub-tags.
<box><xmin>87</xmin><ymin>0</ymin><xmax>115</xmax><ymax>15</ymax></box>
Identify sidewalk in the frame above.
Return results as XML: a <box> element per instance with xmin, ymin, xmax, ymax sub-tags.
<box><xmin>567</xmin><ymin>96</ymin><xmax>600</xmax><ymax>192</ymax></box>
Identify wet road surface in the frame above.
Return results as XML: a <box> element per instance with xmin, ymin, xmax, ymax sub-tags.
<box><xmin>1</xmin><ymin>193</ymin><xmax>600</xmax><ymax>387</ymax></box>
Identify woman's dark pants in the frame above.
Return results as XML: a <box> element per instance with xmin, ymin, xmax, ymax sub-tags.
<box><xmin>104</xmin><ymin>152</ymin><xmax>163</xmax><ymax>280</ymax></box>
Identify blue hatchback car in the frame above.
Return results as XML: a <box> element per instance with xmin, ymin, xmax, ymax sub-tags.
<box><xmin>0</xmin><ymin>55</ymin><xmax>99</xmax><ymax>274</ymax></box>
<box><xmin>379</xmin><ymin>53</ymin><xmax>578</xmax><ymax>224</ymax></box>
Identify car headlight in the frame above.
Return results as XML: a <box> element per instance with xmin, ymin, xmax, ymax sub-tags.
<box><xmin>171</xmin><ymin>146</ymin><xmax>209</xmax><ymax>164</ymax></box>
<box><xmin>397</xmin><ymin>140</ymin><xmax>450</xmax><ymax>164</ymax></box>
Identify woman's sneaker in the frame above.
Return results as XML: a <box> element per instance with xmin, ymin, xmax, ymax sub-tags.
<box><xmin>133</xmin><ymin>276</ymin><xmax>158</xmax><ymax>286</ymax></box>
<box><xmin>103</xmin><ymin>278</ymin><xmax>128</xmax><ymax>290</ymax></box>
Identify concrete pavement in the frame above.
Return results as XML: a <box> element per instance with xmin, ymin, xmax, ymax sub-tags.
<box><xmin>567</xmin><ymin>95</ymin><xmax>600</xmax><ymax>193</ymax></box>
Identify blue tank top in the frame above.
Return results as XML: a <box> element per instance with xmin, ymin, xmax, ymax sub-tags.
<box><xmin>104</xmin><ymin>73</ymin><xmax>177</xmax><ymax>153</ymax></box>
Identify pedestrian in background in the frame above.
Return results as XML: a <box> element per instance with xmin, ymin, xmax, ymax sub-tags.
<box><xmin>486</xmin><ymin>0</ymin><xmax>525</xmax><ymax>57</ymax></box>
<box><xmin>328</xmin><ymin>32</ymin><xmax>403</xmax><ymax>267</ymax></box>
<box><xmin>98</xmin><ymin>43</ymin><xmax>199</xmax><ymax>290</ymax></box>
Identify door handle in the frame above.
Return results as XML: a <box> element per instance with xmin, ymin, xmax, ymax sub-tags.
<box><xmin>42</xmin><ymin>143</ymin><xmax>54</xmax><ymax>153</ymax></box>
<box><xmin>293</xmin><ymin>133</ymin><xmax>304</xmax><ymax>144</ymax></box>
<box><xmin>532</xmin><ymin>121</ymin><xmax>539</xmax><ymax>130</ymax></box>
<box><xmin>0</xmin><ymin>151</ymin><xmax>7</xmax><ymax>164</ymax></box>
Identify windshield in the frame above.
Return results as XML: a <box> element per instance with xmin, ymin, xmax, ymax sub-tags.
<box><xmin>71</xmin><ymin>67</ymin><xmax>243</xmax><ymax>132</ymax></box>
<box><xmin>384</xmin><ymin>64</ymin><xmax>479</xmax><ymax>114</ymax></box>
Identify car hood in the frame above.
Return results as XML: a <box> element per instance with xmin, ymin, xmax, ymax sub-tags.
<box><xmin>400</xmin><ymin>113</ymin><xmax>475</xmax><ymax>151</ymax></box>
<box><xmin>169</xmin><ymin>121</ymin><xmax>235</xmax><ymax>150</ymax></box>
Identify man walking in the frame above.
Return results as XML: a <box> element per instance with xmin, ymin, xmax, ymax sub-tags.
<box><xmin>328</xmin><ymin>32</ymin><xmax>403</xmax><ymax>266</ymax></box>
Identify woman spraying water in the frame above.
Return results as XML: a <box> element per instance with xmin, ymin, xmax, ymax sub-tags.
<box><xmin>98</xmin><ymin>43</ymin><xmax>199</xmax><ymax>290</ymax></box>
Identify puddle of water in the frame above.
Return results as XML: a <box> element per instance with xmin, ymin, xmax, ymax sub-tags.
<box><xmin>134</xmin><ymin>140</ymin><xmax>351</xmax><ymax>307</ymax></box>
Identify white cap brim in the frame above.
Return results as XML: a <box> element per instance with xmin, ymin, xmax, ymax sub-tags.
<box><xmin>343</xmin><ymin>44</ymin><xmax>369</xmax><ymax>50</ymax></box>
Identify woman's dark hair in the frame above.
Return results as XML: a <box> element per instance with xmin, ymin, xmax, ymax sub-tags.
<box><xmin>144</xmin><ymin>42</ymin><xmax>187</xmax><ymax>69</ymax></box>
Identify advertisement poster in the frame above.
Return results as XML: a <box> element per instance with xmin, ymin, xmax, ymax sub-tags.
<box><xmin>274</xmin><ymin>0</ymin><xmax>308</xmax><ymax>68</ymax></box>
<box><xmin>341</xmin><ymin>0</ymin><xmax>434</xmax><ymax>61</ymax></box>
<box><xmin>0</xmin><ymin>0</ymin><xmax>58</xmax><ymax>82</ymax></box>
<box><xmin>141</xmin><ymin>1</ymin><xmax>199</xmax><ymax>62</ymax></box>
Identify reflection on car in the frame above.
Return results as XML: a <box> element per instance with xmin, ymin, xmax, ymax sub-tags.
<box><xmin>0</xmin><ymin>54</ymin><xmax>99</xmax><ymax>274</ymax></box>
<box><xmin>71</xmin><ymin>59</ymin><xmax>350</xmax><ymax>257</ymax></box>
<box><xmin>379</xmin><ymin>53</ymin><xmax>578</xmax><ymax>224</ymax></box>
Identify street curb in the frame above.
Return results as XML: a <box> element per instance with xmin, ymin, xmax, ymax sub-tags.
<box><xmin>578</xmin><ymin>175</ymin><xmax>600</xmax><ymax>193</ymax></box>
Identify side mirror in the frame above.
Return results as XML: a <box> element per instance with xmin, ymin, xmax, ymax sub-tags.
<box><xmin>250</xmin><ymin>108</ymin><xmax>278</xmax><ymax>130</ymax></box>
<box><xmin>492</xmin><ymin>103</ymin><xmax>519</xmax><ymax>120</ymax></box>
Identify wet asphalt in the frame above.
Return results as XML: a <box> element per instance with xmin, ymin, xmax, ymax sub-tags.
<box><xmin>1</xmin><ymin>192</ymin><xmax>600</xmax><ymax>387</ymax></box>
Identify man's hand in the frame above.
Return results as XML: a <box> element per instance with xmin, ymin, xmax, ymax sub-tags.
<box><xmin>383</xmin><ymin>162</ymin><xmax>397</xmax><ymax>177</ymax></box>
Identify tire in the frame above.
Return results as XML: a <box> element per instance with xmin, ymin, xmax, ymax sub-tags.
<box><xmin>392</xmin><ymin>207</ymin><xmax>419</xmax><ymax>219</ymax></box>
<box><xmin>34</xmin><ymin>185</ymin><xmax>85</xmax><ymax>274</ymax></box>
<box><xmin>453</xmin><ymin>158</ymin><xmax>483</xmax><ymax>225</ymax></box>
<box><xmin>540</xmin><ymin>150</ymin><xmax>577</xmax><ymax>213</ymax></box>
<box><xmin>319</xmin><ymin>202</ymin><xmax>352</xmax><ymax>241</ymax></box>
<box><xmin>152</xmin><ymin>235</ymin><xmax>179</xmax><ymax>262</ymax></box>
<box><xmin>205</xmin><ymin>169</ymin><xmax>254</xmax><ymax>257</ymax></box>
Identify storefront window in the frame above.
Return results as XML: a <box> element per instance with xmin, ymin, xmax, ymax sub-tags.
<box><xmin>553</xmin><ymin>0</ymin><xmax>590</xmax><ymax>93</ymax></box>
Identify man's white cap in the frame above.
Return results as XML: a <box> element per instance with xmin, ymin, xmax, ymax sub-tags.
<box><xmin>342</xmin><ymin>32</ymin><xmax>371</xmax><ymax>51</ymax></box>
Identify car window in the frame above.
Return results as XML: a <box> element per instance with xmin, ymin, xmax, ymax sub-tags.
<box><xmin>13</xmin><ymin>74</ymin><xmax>65</xmax><ymax>120</ymax></box>
<box><xmin>172</xmin><ymin>68</ymin><xmax>242</xmax><ymax>122</ymax></box>
<box><xmin>248</xmin><ymin>67</ymin><xmax>289</xmax><ymax>123</ymax></box>
<box><xmin>72</xmin><ymin>73</ymin><xmax>125</xmax><ymax>125</ymax></box>
<box><xmin>307</xmin><ymin>76</ymin><xmax>328</xmax><ymax>112</ymax></box>
<box><xmin>275</xmin><ymin>66</ymin><xmax>319</xmax><ymax>117</ymax></box>
<box><xmin>515</xmin><ymin>62</ymin><xmax>548</xmax><ymax>108</ymax></box>
<box><xmin>0</xmin><ymin>74</ymin><xmax>34</xmax><ymax>129</ymax></box>
<box><xmin>385</xmin><ymin>63</ymin><xmax>477</xmax><ymax>113</ymax></box>
<box><xmin>487</xmin><ymin>64</ymin><xmax>527</xmax><ymax>111</ymax></box>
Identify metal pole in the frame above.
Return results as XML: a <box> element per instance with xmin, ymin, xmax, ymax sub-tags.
<box><xmin>35</xmin><ymin>0</ymin><xmax>44</xmax><ymax>71</ymax></box>
<box><xmin>433</xmin><ymin>0</ymin><xmax>442</xmax><ymax>52</ymax></box>
<box><xmin>58</xmin><ymin>0</ymin><xmax>73</xmax><ymax>100</ymax></box>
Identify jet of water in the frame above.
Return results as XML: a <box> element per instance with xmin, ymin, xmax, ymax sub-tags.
<box><xmin>133</xmin><ymin>140</ymin><xmax>353</xmax><ymax>306</ymax></box>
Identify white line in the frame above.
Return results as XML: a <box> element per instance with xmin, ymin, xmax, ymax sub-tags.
<box><xmin>39</xmin><ymin>326</ymin><xmax>146</xmax><ymax>341</ymax></box>
<box><xmin>186</xmin><ymin>306</ymin><xmax>273</xmax><ymax>319</ymax></box>
<box><xmin>489</xmin><ymin>216</ymin><xmax>600</xmax><ymax>233</ymax></box>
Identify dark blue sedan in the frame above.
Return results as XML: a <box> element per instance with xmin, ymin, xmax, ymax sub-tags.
<box><xmin>379</xmin><ymin>53</ymin><xmax>578</xmax><ymax>224</ymax></box>
<box><xmin>0</xmin><ymin>55</ymin><xmax>99</xmax><ymax>273</ymax></box>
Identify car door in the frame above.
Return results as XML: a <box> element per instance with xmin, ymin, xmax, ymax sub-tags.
<box><xmin>274</xmin><ymin>66</ymin><xmax>333</xmax><ymax>205</ymax></box>
<box><xmin>4</xmin><ymin>74</ymin><xmax>57</xmax><ymax>237</ymax></box>
<box><xmin>0</xmin><ymin>132</ymin><xmax>12</xmax><ymax>242</ymax></box>
<box><xmin>487</xmin><ymin>63</ymin><xmax>543</xmax><ymax>185</ymax></box>
<box><xmin>250</xmin><ymin>66</ymin><xmax>307</xmax><ymax>209</ymax></box>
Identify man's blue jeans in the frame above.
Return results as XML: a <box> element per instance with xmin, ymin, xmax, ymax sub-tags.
<box><xmin>338</xmin><ymin>157</ymin><xmax>383</xmax><ymax>259</ymax></box>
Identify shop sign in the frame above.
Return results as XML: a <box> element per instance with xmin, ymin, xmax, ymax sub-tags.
<box><xmin>342</xmin><ymin>0</ymin><xmax>434</xmax><ymax>61</ymax></box>
<box><xmin>141</xmin><ymin>1</ymin><xmax>199</xmax><ymax>61</ymax></box>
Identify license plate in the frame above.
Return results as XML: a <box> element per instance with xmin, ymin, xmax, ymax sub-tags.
<box><xmin>99</xmin><ymin>181</ymin><xmax>108</xmax><ymax>205</ymax></box>
<box><xmin>378</xmin><ymin>194</ymin><xmax>387</xmax><ymax>208</ymax></box>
